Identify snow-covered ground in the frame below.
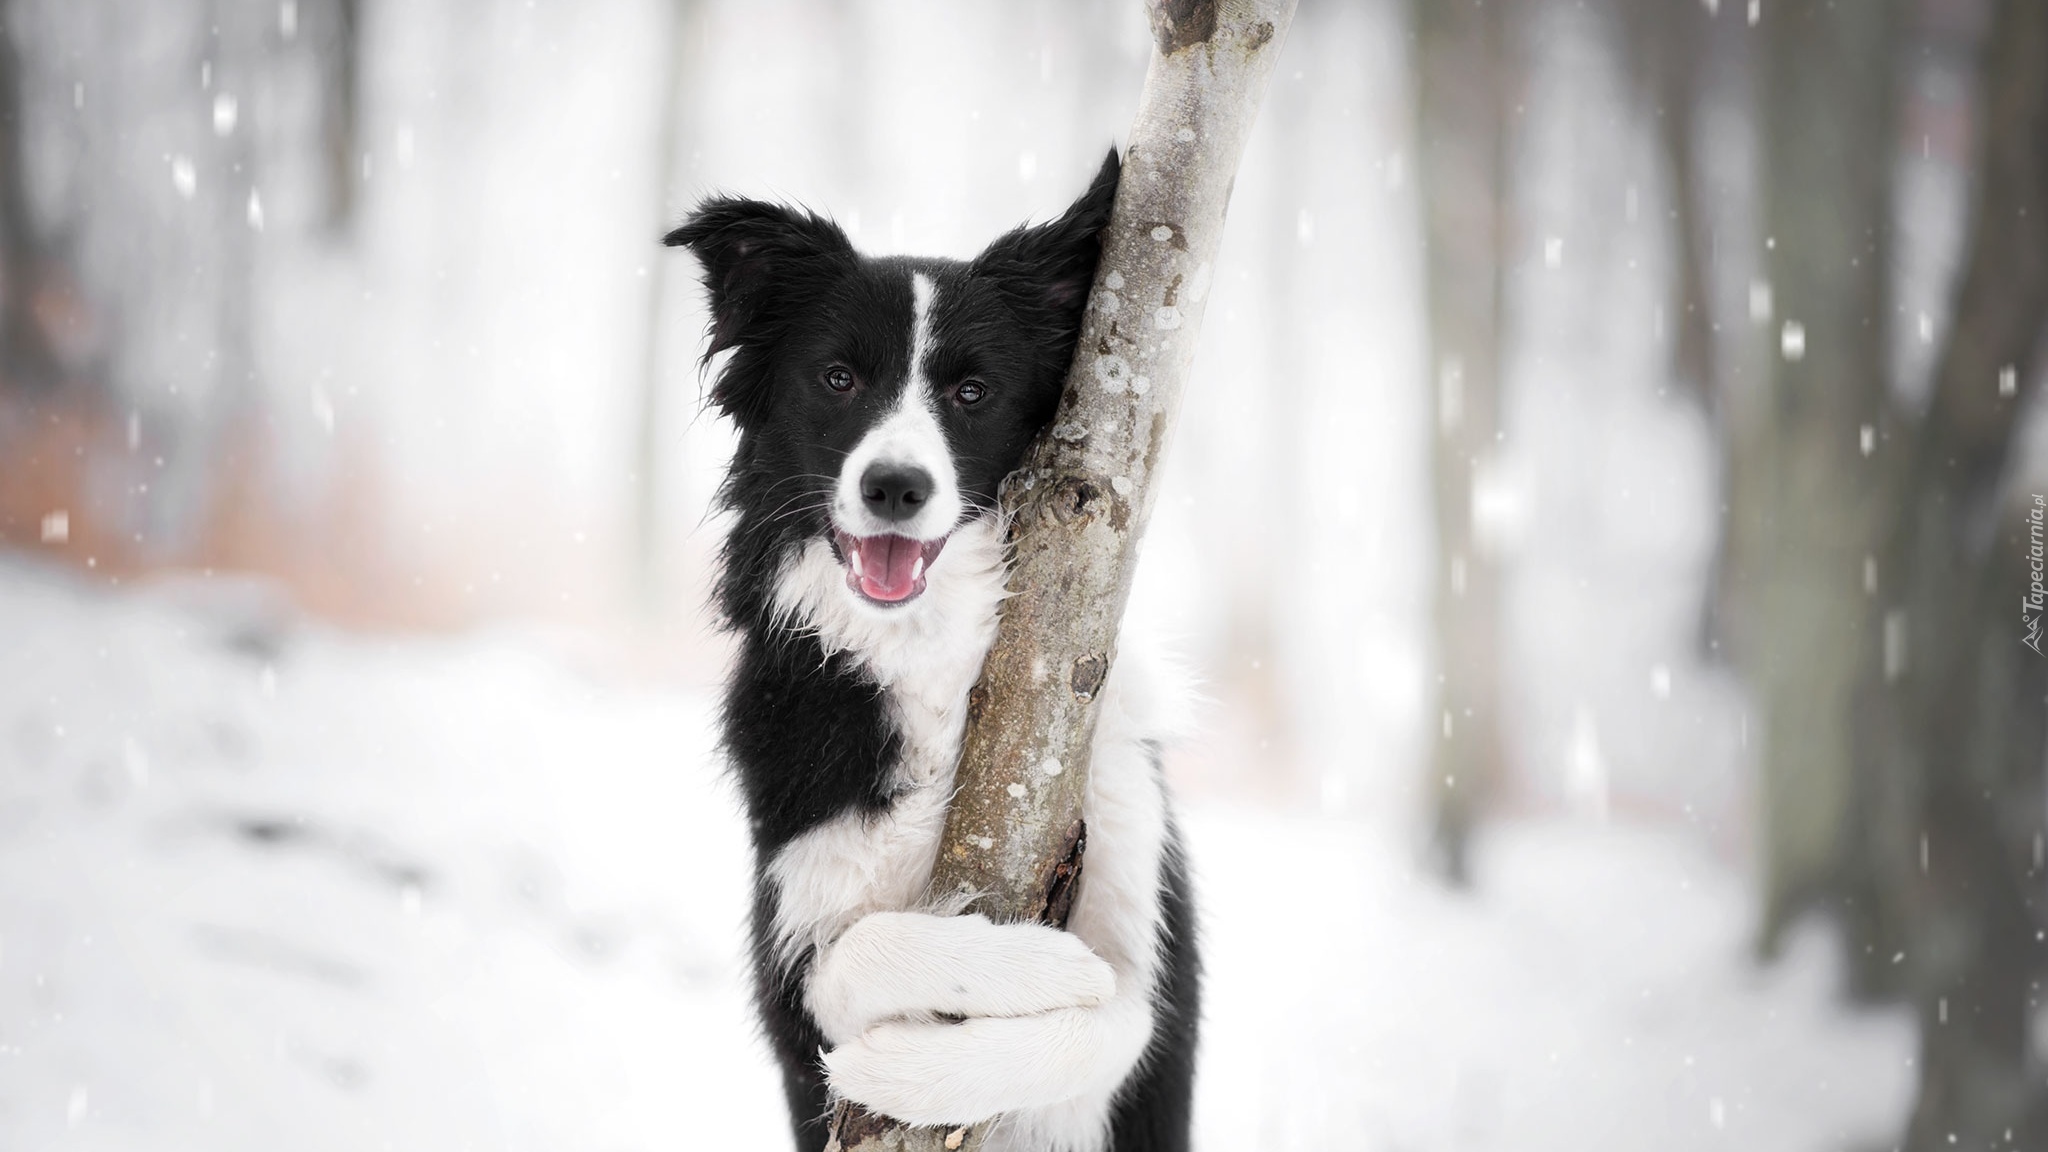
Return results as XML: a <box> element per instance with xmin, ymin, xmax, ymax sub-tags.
<box><xmin>0</xmin><ymin>561</ymin><xmax>1912</xmax><ymax>1151</ymax></box>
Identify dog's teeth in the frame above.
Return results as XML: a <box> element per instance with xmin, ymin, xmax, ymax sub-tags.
<box><xmin>850</xmin><ymin>550</ymin><xmax>865</xmax><ymax>578</ymax></box>
<box><xmin>911</xmin><ymin>556</ymin><xmax>925</xmax><ymax>582</ymax></box>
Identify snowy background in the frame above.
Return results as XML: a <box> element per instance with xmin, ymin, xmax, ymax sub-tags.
<box><xmin>0</xmin><ymin>0</ymin><xmax>1957</xmax><ymax>1148</ymax></box>
<box><xmin>0</xmin><ymin>560</ymin><xmax>1910</xmax><ymax>1150</ymax></box>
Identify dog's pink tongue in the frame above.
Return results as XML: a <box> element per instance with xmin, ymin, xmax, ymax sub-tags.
<box><xmin>854</xmin><ymin>535</ymin><xmax>921</xmax><ymax>602</ymax></box>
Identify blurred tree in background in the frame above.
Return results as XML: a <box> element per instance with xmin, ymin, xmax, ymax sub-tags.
<box><xmin>1739</xmin><ymin>0</ymin><xmax>1901</xmax><ymax>961</ymax></box>
<box><xmin>0</xmin><ymin>0</ymin><xmax>69</xmax><ymax>393</ymax></box>
<box><xmin>1424</xmin><ymin>0</ymin><xmax>2048</xmax><ymax>1145</ymax></box>
<box><xmin>1849</xmin><ymin>0</ymin><xmax>2048</xmax><ymax>1143</ymax></box>
<box><xmin>1416</xmin><ymin>0</ymin><xmax>1511</xmax><ymax>886</ymax></box>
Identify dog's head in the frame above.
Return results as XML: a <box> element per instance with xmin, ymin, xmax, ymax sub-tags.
<box><xmin>670</xmin><ymin>150</ymin><xmax>1118</xmax><ymax>617</ymax></box>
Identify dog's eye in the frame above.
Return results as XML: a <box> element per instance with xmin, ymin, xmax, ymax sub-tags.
<box><xmin>822</xmin><ymin>367</ymin><xmax>856</xmax><ymax>393</ymax></box>
<box><xmin>955</xmin><ymin>379</ymin><xmax>987</xmax><ymax>406</ymax></box>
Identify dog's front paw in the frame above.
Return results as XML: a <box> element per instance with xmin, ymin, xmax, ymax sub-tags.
<box><xmin>823</xmin><ymin>1007</ymin><xmax>1113</xmax><ymax>1126</ymax></box>
<box><xmin>807</xmin><ymin>911</ymin><xmax>1115</xmax><ymax>1045</ymax></box>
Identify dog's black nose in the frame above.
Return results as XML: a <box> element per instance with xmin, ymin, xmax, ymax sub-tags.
<box><xmin>860</xmin><ymin>464</ymin><xmax>933</xmax><ymax>523</ymax></box>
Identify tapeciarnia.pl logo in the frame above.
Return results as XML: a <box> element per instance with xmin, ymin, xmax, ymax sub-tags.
<box><xmin>2027</xmin><ymin>494</ymin><xmax>2046</xmax><ymax>655</ymax></box>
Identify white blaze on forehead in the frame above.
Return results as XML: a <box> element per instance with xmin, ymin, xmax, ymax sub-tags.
<box><xmin>909</xmin><ymin>271</ymin><xmax>937</xmax><ymax>399</ymax></box>
<box><xmin>833</xmin><ymin>270</ymin><xmax>962</xmax><ymax>541</ymax></box>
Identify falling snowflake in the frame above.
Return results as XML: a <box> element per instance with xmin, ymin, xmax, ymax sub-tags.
<box><xmin>1780</xmin><ymin>321</ymin><xmax>1805</xmax><ymax>362</ymax></box>
<box><xmin>169</xmin><ymin>154</ymin><xmax>197</xmax><ymax>198</ymax></box>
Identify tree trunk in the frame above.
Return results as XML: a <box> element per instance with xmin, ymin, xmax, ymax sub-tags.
<box><xmin>0</xmin><ymin>0</ymin><xmax>62</xmax><ymax>391</ymax></box>
<box><xmin>633</xmin><ymin>0</ymin><xmax>701</xmax><ymax>611</ymax></box>
<box><xmin>1852</xmin><ymin>0</ymin><xmax>2048</xmax><ymax>1142</ymax></box>
<box><xmin>1616</xmin><ymin>0</ymin><xmax>1740</xmax><ymax>659</ymax></box>
<box><xmin>1415</xmin><ymin>0</ymin><xmax>1510</xmax><ymax>887</ymax></box>
<box><xmin>1615</xmin><ymin>0</ymin><xmax>1719</xmax><ymax>406</ymax></box>
<box><xmin>1733</xmin><ymin>0</ymin><xmax>1901</xmax><ymax>957</ymax></box>
<box><xmin>825</xmin><ymin>2</ymin><xmax>1296</xmax><ymax>1147</ymax></box>
<box><xmin>315</xmin><ymin>0</ymin><xmax>361</xmax><ymax>234</ymax></box>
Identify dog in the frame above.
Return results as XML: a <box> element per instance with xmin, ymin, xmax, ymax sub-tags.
<box><xmin>666</xmin><ymin>150</ymin><xmax>1199</xmax><ymax>1152</ymax></box>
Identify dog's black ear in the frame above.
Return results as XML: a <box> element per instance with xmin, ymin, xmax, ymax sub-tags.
<box><xmin>970</xmin><ymin>148</ymin><xmax>1120</xmax><ymax>337</ymax></box>
<box><xmin>665</xmin><ymin>198</ymin><xmax>852</xmax><ymax>423</ymax></box>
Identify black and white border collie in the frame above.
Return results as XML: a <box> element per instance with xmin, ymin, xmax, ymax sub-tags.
<box><xmin>665</xmin><ymin>151</ymin><xmax>1200</xmax><ymax>1152</ymax></box>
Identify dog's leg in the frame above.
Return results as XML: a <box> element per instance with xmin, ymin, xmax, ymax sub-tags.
<box><xmin>806</xmin><ymin>910</ymin><xmax>1116</xmax><ymax>1046</ymax></box>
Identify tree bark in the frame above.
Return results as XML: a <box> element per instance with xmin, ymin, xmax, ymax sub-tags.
<box><xmin>1415</xmin><ymin>0</ymin><xmax>1510</xmax><ymax>887</ymax></box>
<box><xmin>824</xmin><ymin>2</ymin><xmax>1295</xmax><ymax>1147</ymax></box>
<box><xmin>1849</xmin><ymin>0</ymin><xmax>2048</xmax><ymax>1142</ymax></box>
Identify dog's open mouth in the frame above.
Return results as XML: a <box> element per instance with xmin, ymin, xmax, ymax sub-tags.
<box><xmin>832</xmin><ymin>531</ymin><xmax>948</xmax><ymax>606</ymax></box>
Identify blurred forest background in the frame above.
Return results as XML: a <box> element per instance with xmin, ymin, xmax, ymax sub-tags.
<box><xmin>1</xmin><ymin>0</ymin><xmax>2044</xmax><ymax>1149</ymax></box>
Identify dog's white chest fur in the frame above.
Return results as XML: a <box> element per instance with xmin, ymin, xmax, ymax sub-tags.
<box><xmin>762</xmin><ymin>515</ymin><xmax>1179</xmax><ymax>1151</ymax></box>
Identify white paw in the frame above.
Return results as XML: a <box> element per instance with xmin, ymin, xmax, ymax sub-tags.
<box><xmin>807</xmin><ymin>911</ymin><xmax>1115</xmax><ymax>1045</ymax></box>
<box><xmin>823</xmin><ymin>1007</ymin><xmax>1108</xmax><ymax>1125</ymax></box>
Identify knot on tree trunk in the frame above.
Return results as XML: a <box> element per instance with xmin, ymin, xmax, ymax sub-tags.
<box><xmin>1069</xmin><ymin>654</ymin><xmax>1108</xmax><ymax>701</ymax></box>
<box><xmin>1039</xmin><ymin>820</ymin><xmax>1088</xmax><ymax>929</ymax></box>
<box><xmin>1148</xmin><ymin>0</ymin><xmax>1218</xmax><ymax>54</ymax></box>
